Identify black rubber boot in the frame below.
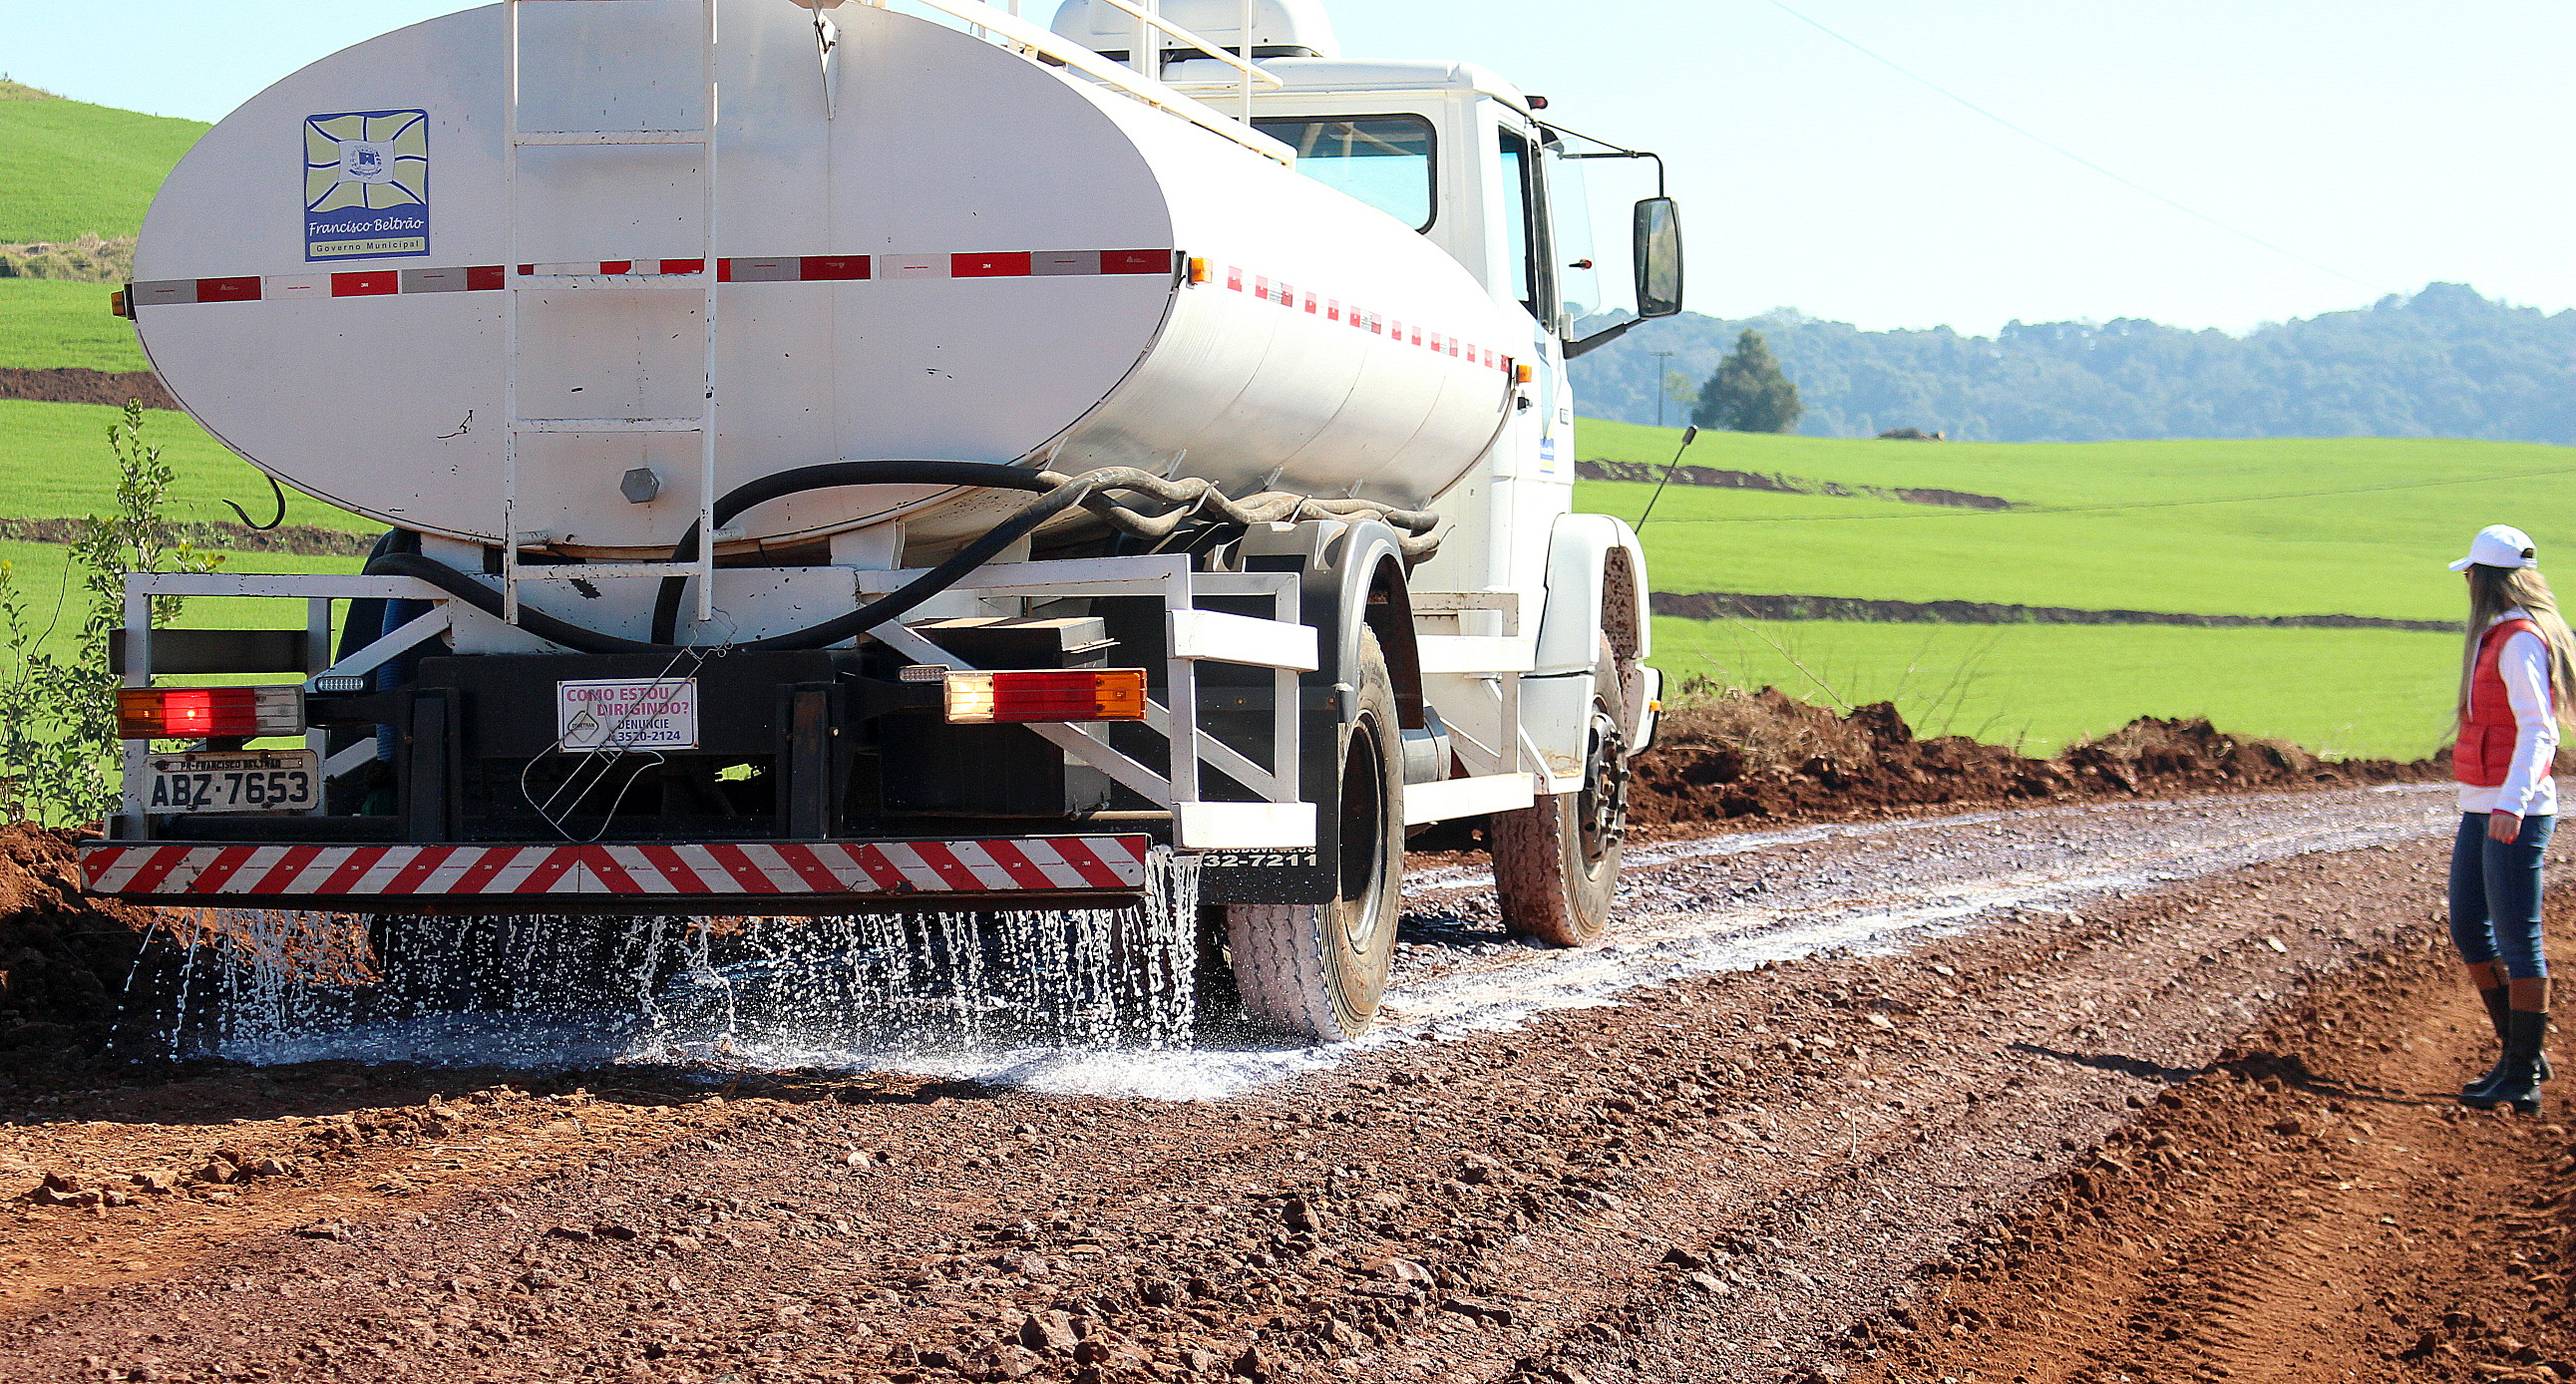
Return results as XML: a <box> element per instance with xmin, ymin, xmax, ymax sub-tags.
<box><xmin>2467</xmin><ymin>987</ymin><xmax>2552</xmax><ymax>1098</ymax></box>
<box><xmin>2465</xmin><ymin>985</ymin><xmax>2513</xmax><ymax>1098</ymax></box>
<box><xmin>2467</xmin><ymin>1009</ymin><xmax>2549</xmax><ymax>1116</ymax></box>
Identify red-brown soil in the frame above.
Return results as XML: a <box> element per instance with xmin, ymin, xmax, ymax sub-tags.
<box><xmin>1627</xmin><ymin>688</ymin><xmax>2436</xmax><ymax>831</ymax></box>
<box><xmin>0</xmin><ymin>797</ymin><xmax>2546</xmax><ymax>1384</ymax></box>
<box><xmin>0</xmin><ymin>516</ymin><xmax>372</xmax><ymax>557</ymax></box>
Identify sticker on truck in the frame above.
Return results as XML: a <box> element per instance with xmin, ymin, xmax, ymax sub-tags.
<box><xmin>303</xmin><ymin>108</ymin><xmax>430</xmax><ymax>261</ymax></box>
<box><xmin>556</xmin><ymin>678</ymin><xmax>698</xmax><ymax>752</ymax></box>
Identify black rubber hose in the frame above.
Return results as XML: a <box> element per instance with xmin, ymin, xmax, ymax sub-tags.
<box><xmin>650</xmin><ymin>460</ymin><xmax>1057</xmax><ymax>643</ymax></box>
<box><xmin>364</xmin><ymin>473</ymin><xmax>1109</xmax><ymax>656</ymax></box>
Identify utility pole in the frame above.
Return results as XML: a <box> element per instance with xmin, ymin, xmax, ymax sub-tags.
<box><xmin>1650</xmin><ymin>350</ymin><xmax>1675</xmax><ymax>429</ymax></box>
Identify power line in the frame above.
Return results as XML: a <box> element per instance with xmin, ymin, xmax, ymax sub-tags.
<box><xmin>1639</xmin><ymin>464</ymin><xmax>2576</xmax><ymax>523</ymax></box>
<box><xmin>1758</xmin><ymin>0</ymin><xmax>2384</xmax><ymax>294</ymax></box>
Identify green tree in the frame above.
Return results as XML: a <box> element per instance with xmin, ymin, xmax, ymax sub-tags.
<box><xmin>1690</xmin><ymin>329</ymin><xmax>1806</xmax><ymax>433</ymax></box>
<box><xmin>0</xmin><ymin>402</ymin><xmax>220</xmax><ymax>823</ymax></box>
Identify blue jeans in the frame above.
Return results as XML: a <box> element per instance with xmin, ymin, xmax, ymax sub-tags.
<box><xmin>2448</xmin><ymin>811</ymin><xmax>2557</xmax><ymax>979</ymax></box>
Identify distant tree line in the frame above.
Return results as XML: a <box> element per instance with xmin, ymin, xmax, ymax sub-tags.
<box><xmin>1570</xmin><ymin>283</ymin><xmax>2576</xmax><ymax>444</ymax></box>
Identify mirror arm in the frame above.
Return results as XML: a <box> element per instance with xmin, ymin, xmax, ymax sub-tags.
<box><xmin>1563</xmin><ymin>317</ymin><xmax>1643</xmax><ymax>360</ymax></box>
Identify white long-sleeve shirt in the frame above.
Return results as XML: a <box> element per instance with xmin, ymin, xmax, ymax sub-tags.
<box><xmin>2460</xmin><ymin>607</ymin><xmax>2561</xmax><ymax>818</ymax></box>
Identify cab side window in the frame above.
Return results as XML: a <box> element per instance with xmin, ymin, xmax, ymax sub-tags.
<box><xmin>1497</xmin><ymin>128</ymin><xmax>1555</xmax><ymax>329</ymax></box>
<box><xmin>1252</xmin><ymin>116</ymin><xmax>1437</xmax><ymax>231</ymax></box>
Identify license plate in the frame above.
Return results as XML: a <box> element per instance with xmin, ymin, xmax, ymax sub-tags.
<box><xmin>145</xmin><ymin>749</ymin><xmax>319</xmax><ymax>814</ymax></box>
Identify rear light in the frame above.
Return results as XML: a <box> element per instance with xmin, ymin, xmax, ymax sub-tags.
<box><xmin>942</xmin><ymin>669</ymin><xmax>1148</xmax><ymax>724</ymax></box>
<box><xmin>115</xmin><ymin>686</ymin><xmax>305</xmax><ymax>739</ymax></box>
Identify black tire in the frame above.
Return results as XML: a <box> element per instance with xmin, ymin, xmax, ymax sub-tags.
<box><xmin>1226</xmin><ymin>627</ymin><xmax>1404</xmax><ymax>1041</ymax></box>
<box><xmin>1494</xmin><ymin>669</ymin><xmax>1629</xmax><ymax>946</ymax></box>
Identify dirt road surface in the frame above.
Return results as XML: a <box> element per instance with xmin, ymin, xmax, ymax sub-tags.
<box><xmin>10</xmin><ymin>784</ymin><xmax>2574</xmax><ymax>1384</ymax></box>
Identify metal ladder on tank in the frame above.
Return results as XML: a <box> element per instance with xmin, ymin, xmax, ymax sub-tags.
<box><xmin>498</xmin><ymin>0</ymin><xmax>721</xmax><ymax>626</ymax></box>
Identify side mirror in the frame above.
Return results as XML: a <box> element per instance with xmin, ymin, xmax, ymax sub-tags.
<box><xmin>1634</xmin><ymin>196</ymin><xmax>1682</xmax><ymax>319</ymax></box>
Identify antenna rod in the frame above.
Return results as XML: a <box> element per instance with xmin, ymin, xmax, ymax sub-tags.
<box><xmin>1634</xmin><ymin>425</ymin><xmax>1699</xmax><ymax>531</ymax></box>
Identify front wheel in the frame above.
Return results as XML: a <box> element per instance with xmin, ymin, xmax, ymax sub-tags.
<box><xmin>1493</xmin><ymin>688</ymin><xmax>1629</xmax><ymax>946</ymax></box>
<box><xmin>1226</xmin><ymin>628</ymin><xmax>1404</xmax><ymax>1041</ymax></box>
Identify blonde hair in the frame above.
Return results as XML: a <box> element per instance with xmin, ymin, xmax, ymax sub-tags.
<box><xmin>2460</xmin><ymin>562</ymin><xmax>2576</xmax><ymax>731</ymax></box>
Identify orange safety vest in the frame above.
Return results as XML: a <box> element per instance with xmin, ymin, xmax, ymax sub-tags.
<box><xmin>2456</xmin><ymin>617</ymin><xmax>2553</xmax><ymax>788</ymax></box>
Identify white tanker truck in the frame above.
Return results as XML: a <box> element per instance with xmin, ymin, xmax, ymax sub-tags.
<box><xmin>79</xmin><ymin>0</ymin><xmax>1683</xmax><ymax>1041</ymax></box>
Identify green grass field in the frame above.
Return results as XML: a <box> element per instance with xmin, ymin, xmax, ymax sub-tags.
<box><xmin>1649</xmin><ymin>617</ymin><xmax>2459</xmax><ymax>761</ymax></box>
<box><xmin>0</xmin><ymin>85</ymin><xmax>203</xmax><ymax>242</ymax></box>
<box><xmin>0</xmin><ymin>278</ymin><xmax>151</xmax><ymax>371</ymax></box>
<box><xmin>0</xmin><ymin>537</ymin><xmax>356</xmax><ymax>667</ymax></box>
<box><xmin>1576</xmin><ymin>420</ymin><xmax>2576</xmax><ymax>623</ymax></box>
<box><xmin>0</xmin><ymin>400</ymin><xmax>375</xmax><ymax>532</ymax></box>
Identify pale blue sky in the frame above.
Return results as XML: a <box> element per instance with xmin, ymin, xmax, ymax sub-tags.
<box><xmin>5</xmin><ymin>0</ymin><xmax>2565</xmax><ymax>335</ymax></box>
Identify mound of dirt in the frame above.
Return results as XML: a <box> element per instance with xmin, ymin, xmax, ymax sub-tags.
<box><xmin>0</xmin><ymin>827</ymin><xmax>176</xmax><ymax>1083</ymax></box>
<box><xmin>0</xmin><ymin>365</ymin><xmax>178</xmax><ymax>411</ymax></box>
<box><xmin>1627</xmin><ymin>687</ymin><xmax>2438</xmax><ymax>829</ymax></box>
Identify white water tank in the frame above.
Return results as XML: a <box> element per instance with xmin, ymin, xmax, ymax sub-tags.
<box><xmin>1049</xmin><ymin>0</ymin><xmax>1341</xmax><ymax>59</ymax></box>
<box><xmin>129</xmin><ymin>0</ymin><xmax>1509</xmax><ymax>558</ymax></box>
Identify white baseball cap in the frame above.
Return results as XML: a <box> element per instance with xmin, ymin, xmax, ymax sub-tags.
<box><xmin>2451</xmin><ymin>523</ymin><xmax>2540</xmax><ymax>571</ymax></box>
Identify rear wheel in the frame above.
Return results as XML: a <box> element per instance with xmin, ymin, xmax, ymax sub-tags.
<box><xmin>1494</xmin><ymin>675</ymin><xmax>1629</xmax><ymax>946</ymax></box>
<box><xmin>1226</xmin><ymin>628</ymin><xmax>1403</xmax><ymax>1041</ymax></box>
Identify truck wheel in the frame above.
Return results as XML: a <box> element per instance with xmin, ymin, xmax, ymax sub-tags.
<box><xmin>1494</xmin><ymin>677</ymin><xmax>1630</xmax><ymax>946</ymax></box>
<box><xmin>1226</xmin><ymin>628</ymin><xmax>1403</xmax><ymax>1041</ymax></box>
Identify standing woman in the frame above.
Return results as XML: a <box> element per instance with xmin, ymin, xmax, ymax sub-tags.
<box><xmin>2449</xmin><ymin>524</ymin><xmax>2576</xmax><ymax>1114</ymax></box>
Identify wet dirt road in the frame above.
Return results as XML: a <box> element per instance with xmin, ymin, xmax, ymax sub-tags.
<box><xmin>9</xmin><ymin>783</ymin><xmax>2563</xmax><ymax>1384</ymax></box>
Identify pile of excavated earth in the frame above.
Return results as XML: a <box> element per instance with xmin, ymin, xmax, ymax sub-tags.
<box><xmin>16</xmin><ymin>691</ymin><xmax>2567</xmax><ymax>1384</ymax></box>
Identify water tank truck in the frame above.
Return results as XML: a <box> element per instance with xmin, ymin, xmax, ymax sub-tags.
<box><xmin>81</xmin><ymin>0</ymin><xmax>1685</xmax><ymax>1041</ymax></box>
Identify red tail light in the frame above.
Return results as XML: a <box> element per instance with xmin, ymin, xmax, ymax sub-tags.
<box><xmin>116</xmin><ymin>686</ymin><xmax>305</xmax><ymax>739</ymax></box>
<box><xmin>942</xmin><ymin>670</ymin><xmax>1149</xmax><ymax>724</ymax></box>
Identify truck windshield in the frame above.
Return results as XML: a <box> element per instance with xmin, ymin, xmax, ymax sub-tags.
<box><xmin>1253</xmin><ymin>116</ymin><xmax>1436</xmax><ymax>231</ymax></box>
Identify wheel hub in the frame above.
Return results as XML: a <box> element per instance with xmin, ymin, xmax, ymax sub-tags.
<box><xmin>1578</xmin><ymin>706</ymin><xmax>1629</xmax><ymax>866</ymax></box>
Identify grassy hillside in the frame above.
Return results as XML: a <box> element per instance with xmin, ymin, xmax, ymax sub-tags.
<box><xmin>0</xmin><ymin>401</ymin><xmax>374</xmax><ymax>533</ymax></box>
<box><xmin>0</xmin><ymin>82</ymin><xmax>203</xmax><ymax>241</ymax></box>
<box><xmin>1649</xmin><ymin>618</ymin><xmax>2455</xmax><ymax>761</ymax></box>
<box><xmin>0</xmin><ymin>279</ymin><xmax>149</xmax><ymax>371</ymax></box>
<box><xmin>1576</xmin><ymin>419</ymin><xmax>2576</xmax><ymax>623</ymax></box>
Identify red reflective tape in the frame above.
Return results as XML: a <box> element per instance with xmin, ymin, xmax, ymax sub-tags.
<box><xmin>450</xmin><ymin>847</ymin><xmax>526</xmax><ymax>894</ymax></box>
<box><xmin>125</xmin><ymin>846</ymin><xmax>207</xmax><ymax>894</ymax></box>
<box><xmin>772</xmin><ymin>844</ymin><xmax>846</xmax><ymax>891</ymax></box>
<box><xmin>1302</xmin><ymin>291</ymin><xmax>1317</xmax><ymax>314</ymax></box>
<box><xmin>1100</xmin><ymin>249</ymin><xmax>1173</xmax><ymax>275</ymax></box>
<box><xmin>195</xmin><ymin>276</ymin><xmax>260</xmax><ymax>303</ymax></box>
<box><xmin>517</xmin><ymin>264</ymin><xmax>537</xmax><ymax>276</ymax></box>
<box><xmin>843</xmin><ymin>846</ymin><xmax>913</xmax><ymax>893</ymax></box>
<box><xmin>597</xmin><ymin>260</ymin><xmax>632</xmax><ymax>275</ymax></box>
<box><xmin>705</xmin><ymin>843</ymin><xmax>782</xmax><ymax>893</ymax></box>
<box><xmin>1227</xmin><ymin>266</ymin><xmax>1244</xmax><ymax>291</ymax></box>
<box><xmin>383</xmin><ymin>847</ymin><xmax>456</xmax><ymax>894</ymax></box>
<box><xmin>1048</xmin><ymin>838</ymin><xmax>1127</xmax><ymax>890</ymax></box>
<box><xmin>905</xmin><ymin>843</ymin><xmax>987</xmax><ymax>892</ymax></box>
<box><xmin>190</xmin><ymin>846</ymin><xmax>279</xmax><ymax>894</ymax></box>
<box><xmin>1327</xmin><ymin>299</ymin><xmax>1341</xmax><ymax>322</ymax></box>
<box><xmin>973</xmin><ymin>839</ymin><xmax>1058</xmax><ymax>891</ymax></box>
<box><xmin>466</xmin><ymin>264</ymin><xmax>505</xmax><ymax>291</ymax></box>
<box><xmin>315</xmin><ymin>847</ymin><xmax>391</xmax><ymax>895</ymax></box>
<box><xmin>78</xmin><ymin>847</ymin><xmax>125</xmax><ymax>889</ymax></box>
<box><xmin>580</xmin><ymin>846</ymin><xmax>644</xmax><ymax>893</ymax></box>
<box><xmin>798</xmin><ymin>255</ymin><xmax>870</xmax><ymax>280</ymax></box>
<box><xmin>515</xmin><ymin>849</ymin><xmax>583</xmax><ymax>893</ymax></box>
<box><xmin>637</xmin><ymin>845</ymin><xmax>711</xmax><ymax>892</ymax></box>
<box><xmin>658</xmin><ymin>258</ymin><xmax>702</xmax><ymax>276</ymax></box>
<box><xmin>330</xmin><ymin>271</ymin><xmax>398</xmax><ymax>297</ymax></box>
<box><xmin>715</xmin><ymin>259</ymin><xmax>734</xmax><ymax>282</ymax></box>
<box><xmin>244</xmin><ymin>845</ymin><xmax>325</xmax><ymax>894</ymax></box>
<box><xmin>951</xmin><ymin>251</ymin><xmax>1032</xmax><ymax>278</ymax></box>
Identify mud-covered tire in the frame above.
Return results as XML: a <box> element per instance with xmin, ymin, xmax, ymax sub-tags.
<box><xmin>1494</xmin><ymin>672</ymin><xmax>1629</xmax><ymax>947</ymax></box>
<box><xmin>1227</xmin><ymin>628</ymin><xmax>1403</xmax><ymax>1041</ymax></box>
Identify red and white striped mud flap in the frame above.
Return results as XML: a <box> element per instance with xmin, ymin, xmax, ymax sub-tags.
<box><xmin>77</xmin><ymin>837</ymin><xmax>1153</xmax><ymax>909</ymax></box>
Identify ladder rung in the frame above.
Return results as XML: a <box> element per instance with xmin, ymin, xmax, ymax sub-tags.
<box><xmin>514</xmin><ymin>130</ymin><xmax>708</xmax><ymax>146</ymax></box>
<box><xmin>518</xmin><ymin>562</ymin><xmax>707</xmax><ymax>581</ymax></box>
<box><xmin>513</xmin><ymin>418</ymin><xmax>706</xmax><ymax>433</ymax></box>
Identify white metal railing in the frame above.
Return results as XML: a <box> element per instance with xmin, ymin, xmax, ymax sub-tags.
<box><xmin>858</xmin><ymin>0</ymin><xmax>1291</xmax><ymax>163</ymax></box>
